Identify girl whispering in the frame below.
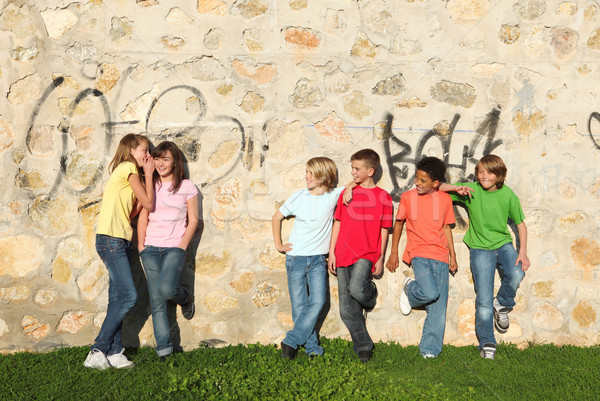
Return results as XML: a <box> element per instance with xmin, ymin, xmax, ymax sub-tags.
<box><xmin>84</xmin><ymin>134</ymin><xmax>155</xmax><ymax>370</ymax></box>
<box><xmin>137</xmin><ymin>141</ymin><xmax>199</xmax><ymax>361</ymax></box>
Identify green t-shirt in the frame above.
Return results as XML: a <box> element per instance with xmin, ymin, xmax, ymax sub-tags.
<box><xmin>450</xmin><ymin>182</ymin><xmax>524</xmax><ymax>250</ymax></box>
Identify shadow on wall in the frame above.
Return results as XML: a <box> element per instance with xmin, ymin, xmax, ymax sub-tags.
<box><xmin>122</xmin><ymin>189</ymin><xmax>205</xmax><ymax>351</ymax></box>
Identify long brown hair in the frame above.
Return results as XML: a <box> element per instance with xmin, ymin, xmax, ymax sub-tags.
<box><xmin>151</xmin><ymin>141</ymin><xmax>185</xmax><ymax>193</ymax></box>
<box><xmin>108</xmin><ymin>133</ymin><xmax>149</xmax><ymax>174</ymax></box>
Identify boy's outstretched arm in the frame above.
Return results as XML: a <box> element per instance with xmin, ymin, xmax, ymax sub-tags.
<box><xmin>328</xmin><ymin>220</ymin><xmax>341</xmax><ymax>275</ymax></box>
<box><xmin>439</xmin><ymin>183</ymin><xmax>474</xmax><ymax>197</ymax></box>
<box><xmin>272</xmin><ymin>210</ymin><xmax>293</xmax><ymax>253</ymax></box>
<box><xmin>516</xmin><ymin>221</ymin><xmax>531</xmax><ymax>271</ymax></box>
<box><xmin>443</xmin><ymin>224</ymin><xmax>458</xmax><ymax>274</ymax></box>
<box><xmin>386</xmin><ymin>220</ymin><xmax>405</xmax><ymax>273</ymax></box>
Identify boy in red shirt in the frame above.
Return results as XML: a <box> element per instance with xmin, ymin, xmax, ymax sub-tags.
<box><xmin>386</xmin><ymin>156</ymin><xmax>458</xmax><ymax>358</ymax></box>
<box><xmin>328</xmin><ymin>149</ymin><xmax>394</xmax><ymax>363</ymax></box>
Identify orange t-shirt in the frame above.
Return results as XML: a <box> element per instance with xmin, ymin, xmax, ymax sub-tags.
<box><xmin>396</xmin><ymin>189</ymin><xmax>455</xmax><ymax>265</ymax></box>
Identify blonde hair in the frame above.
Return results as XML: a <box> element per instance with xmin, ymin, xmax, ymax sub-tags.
<box><xmin>306</xmin><ymin>157</ymin><xmax>337</xmax><ymax>190</ymax></box>
<box><xmin>475</xmin><ymin>154</ymin><xmax>507</xmax><ymax>189</ymax></box>
<box><xmin>108</xmin><ymin>134</ymin><xmax>149</xmax><ymax>173</ymax></box>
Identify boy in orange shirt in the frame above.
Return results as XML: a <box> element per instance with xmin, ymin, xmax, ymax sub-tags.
<box><xmin>386</xmin><ymin>157</ymin><xmax>457</xmax><ymax>358</ymax></box>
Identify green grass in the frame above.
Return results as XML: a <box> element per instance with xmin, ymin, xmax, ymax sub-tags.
<box><xmin>1</xmin><ymin>339</ymin><xmax>599</xmax><ymax>400</ymax></box>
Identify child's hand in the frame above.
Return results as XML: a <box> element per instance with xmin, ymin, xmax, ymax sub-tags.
<box><xmin>276</xmin><ymin>243</ymin><xmax>292</xmax><ymax>253</ymax></box>
<box><xmin>342</xmin><ymin>189</ymin><xmax>353</xmax><ymax>205</ymax></box>
<box><xmin>516</xmin><ymin>252</ymin><xmax>530</xmax><ymax>271</ymax></box>
<box><xmin>327</xmin><ymin>255</ymin><xmax>337</xmax><ymax>275</ymax></box>
<box><xmin>456</xmin><ymin>186</ymin><xmax>474</xmax><ymax>197</ymax></box>
<box><xmin>385</xmin><ymin>253</ymin><xmax>399</xmax><ymax>273</ymax></box>
<box><xmin>449</xmin><ymin>257</ymin><xmax>458</xmax><ymax>275</ymax></box>
<box><xmin>142</xmin><ymin>155</ymin><xmax>155</xmax><ymax>175</ymax></box>
<box><xmin>373</xmin><ymin>259</ymin><xmax>384</xmax><ymax>276</ymax></box>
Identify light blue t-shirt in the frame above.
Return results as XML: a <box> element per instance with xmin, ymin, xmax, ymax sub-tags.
<box><xmin>279</xmin><ymin>187</ymin><xmax>344</xmax><ymax>256</ymax></box>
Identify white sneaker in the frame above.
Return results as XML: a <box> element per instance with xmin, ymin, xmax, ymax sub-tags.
<box><xmin>400</xmin><ymin>277</ymin><xmax>413</xmax><ymax>316</ymax></box>
<box><xmin>422</xmin><ymin>353</ymin><xmax>436</xmax><ymax>359</ymax></box>
<box><xmin>84</xmin><ymin>349</ymin><xmax>110</xmax><ymax>370</ymax></box>
<box><xmin>480</xmin><ymin>342</ymin><xmax>496</xmax><ymax>360</ymax></box>
<box><xmin>107</xmin><ymin>349</ymin><xmax>135</xmax><ymax>369</ymax></box>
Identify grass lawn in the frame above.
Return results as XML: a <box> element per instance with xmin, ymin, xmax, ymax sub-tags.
<box><xmin>1</xmin><ymin>338</ymin><xmax>599</xmax><ymax>400</ymax></box>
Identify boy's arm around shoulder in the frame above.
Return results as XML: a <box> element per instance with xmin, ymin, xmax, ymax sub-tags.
<box><xmin>341</xmin><ymin>180</ymin><xmax>357</xmax><ymax>205</ymax></box>
<box><xmin>439</xmin><ymin>182</ymin><xmax>474</xmax><ymax>197</ymax></box>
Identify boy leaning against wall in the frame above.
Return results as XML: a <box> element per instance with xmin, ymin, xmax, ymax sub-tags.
<box><xmin>328</xmin><ymin>149</ymin><xmax>394</xmax><ymax>363</ymax></box>
<box><xmin>440</xmin><ymin>154</ymin><xmax>530</xmax><ymax>360</ymax></box>
<box><xmin>386</xmin><ymin>156</ymin><xmax>458</xmax><ymax>359</ymax></box>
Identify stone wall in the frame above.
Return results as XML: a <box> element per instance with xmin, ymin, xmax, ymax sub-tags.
<box><xmin>1</xmin><ymin>0</ymin><xmax>599</xmax><ymax>352</ymax></box>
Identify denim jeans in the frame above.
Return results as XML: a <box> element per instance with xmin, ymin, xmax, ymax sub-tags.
<box><xmin>407</xmin><ymin>257</ymin><xmax>449</xmax><ymax>357</ymax></box>
<box><xmin>282</xmin><ymin>254</ymin><xmax>327</xmax><ymax>356</ymax></box>
<box><xmin>337</xmin><ymin>258</ymin><xmax>376</xmax><ymax>353</ymax></box>
<box><xmin>92</xmin><ymin>234</ymin><xmax>137</xmax><ymax>356</ymax></box>
<box><xmin>140</xmin><ymin>246</ymin><xmax>189</xmax><ymax>357</ymax></box>
<box><xmin>470</xmin><ymin>242</ymin><xmax>525</xmax><ymax>348</ymax></box>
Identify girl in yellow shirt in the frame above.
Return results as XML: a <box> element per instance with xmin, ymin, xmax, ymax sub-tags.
<box><xmin>84</xmin><ymin>134</ymin><xmax>155</xmax><ymax>370</ymax></box>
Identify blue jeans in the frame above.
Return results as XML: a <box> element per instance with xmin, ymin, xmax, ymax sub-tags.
<box><xmin>337</xmin><ymin>259</ymin><xmax>376</xmax><ymax>353</ymax></box>
<box><xmin>92</xmin><ymin>234</ymin><xmax>137</xmax><ymax>356</ymax></box>
<box><xmin>470</xmin><ymin>242</ymin><xmax>525</xmax><ymax>348</ymax></box>
<box><xmin>283</xmin><ymin>255</ymin><xmax>327</xmax><ymax>356</ymax></box>
<box><xmin>140</xmin><ymin>246</ymin><xmax>189</xmax><ymax>357</ymax></box>
<box><xmin>407</xmin><ymin>257</ymin><xmax>449</xmax><ymax>357</ymax></box>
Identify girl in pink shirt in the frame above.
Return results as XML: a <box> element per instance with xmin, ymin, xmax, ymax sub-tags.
<box><xmin>137</xmin><ymin>141</ymin><xmax>199</xmax><ymax>361</ymax></box>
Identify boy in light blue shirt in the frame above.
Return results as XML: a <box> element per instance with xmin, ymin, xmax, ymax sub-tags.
<box><xmin>272</xmin><ymin>157</ymin><xmax>352</xmax><ymax>359</ymax></box>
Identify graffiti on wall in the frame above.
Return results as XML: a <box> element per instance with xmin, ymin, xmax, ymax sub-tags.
<box><xmin>25</xmin><ymin>73</ymin><xmax>261</xmax><ymax>200</ymax></box>
<box><xmin>383</xmin><ymin>108</ymin><xmax>502</xmax><ymax>202</ymax></box>
<box><xmin>588</xmin><ymin>112</ymin><xmax>600</xmax><ymax>150</ymax></box>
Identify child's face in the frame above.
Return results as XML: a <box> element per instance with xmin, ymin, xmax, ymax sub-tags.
<box><xmin>414</xmin><ymin>169</ymin><xmax>439</xmax><ymax>194</ymax></box>
<box><xmin>130</xmin><ymin>141</ymin><xmax>150</xmax><ymax>167</ymax></box>
<box><xmin>351</xmin><ymin>159</ymin><xmax>373</xmax><ymax>185</ymax></box>
<box><xmin>305</xmin><ymin>169</ymin><xmax>323</xmax><ymax>189</ymax></box>
<box><xmin>477</xmin><ymin>166</ymin><xmax>498</xmax><ymax>191</ymax></box>
<box><xmin>155</xmin><ymin>150</ymin><xmax>175</xmax><ymax>181</ymax></box>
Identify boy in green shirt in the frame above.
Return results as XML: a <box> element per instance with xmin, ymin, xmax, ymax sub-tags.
<box><xmin>441</xmin><ymin>154</ymin><xmax>530</xmax><ymax>360</ymax></box>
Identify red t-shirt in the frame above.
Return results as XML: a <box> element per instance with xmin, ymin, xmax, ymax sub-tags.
<box><xmin>396</xmin><ymin>188</ymin><xmax>455</xmax><ymax>265</ymax></box>
<box><xmin>333</xmin><ymin>186</ymin><xmax>394</xmax><ymax>270</ymax></box>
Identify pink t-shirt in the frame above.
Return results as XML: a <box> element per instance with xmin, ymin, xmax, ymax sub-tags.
<box><xmin>144</xmin><ymin>179</ymin><xmax>198</xmax><ymax>248</ymax></box>
<box><xmin>333</xmin><ymin>186</ymin><xmax>394</xmax><ymax>270</ymax></box>
<box><xmin>396</xmin><ymin>188</ymin><xmax>455</xmax><ymax>265</ymax></box>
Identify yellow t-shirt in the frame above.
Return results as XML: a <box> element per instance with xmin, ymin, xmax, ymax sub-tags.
<box><xmin>96</xmin><ymin>162</ymin><xmax>138</xmax><ymax>240</ymax></box>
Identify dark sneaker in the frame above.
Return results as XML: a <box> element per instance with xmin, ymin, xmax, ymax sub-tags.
<box><xmin>480</xmin><ymin>343</ymin><xmax>496</xmax><ymax>360</ymax></box>
<box><xmin>281</xmin><ymin>342</ymin><xmax>296</xmax><ymax>360</ymax></box>
<box><xmin>358</xmin><ymin>350</ymin><xmax>372</xmax><ymax>363</ymax></box>
<box><xmin>493</xmin><ymin>297</ymin><xmax>510</xmax><ymax>334</ymax></box>
<box><xmin>363</xmin><ymin>281</ymin><xmax>378</xmax><ymax>320</ymax></box>
<box><xmin>181</xmin><ymin>298</ymin><xmax>195</xmax><ymax>320</ymax></box>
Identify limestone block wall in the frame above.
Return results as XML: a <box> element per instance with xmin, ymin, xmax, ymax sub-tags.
<box><xmin>1</xmin><ymin>0</ymin><xmax>599</xmax><ymax>352</ymax></box>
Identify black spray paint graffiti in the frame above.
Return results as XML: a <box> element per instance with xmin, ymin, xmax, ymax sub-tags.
<box><xmin>383</xmin><ymin>108</ymin><xmax>502</xmax><ymax>201</ymax></box>
<box><xmin>587</xmin><ymin>112</ymin><xmax>600</xmax><ymax>150</ymax></box>
<box><xmin>26</xmin><ymin>75</ymin><xmax>261</xmax><ymax>201</ymax></box>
